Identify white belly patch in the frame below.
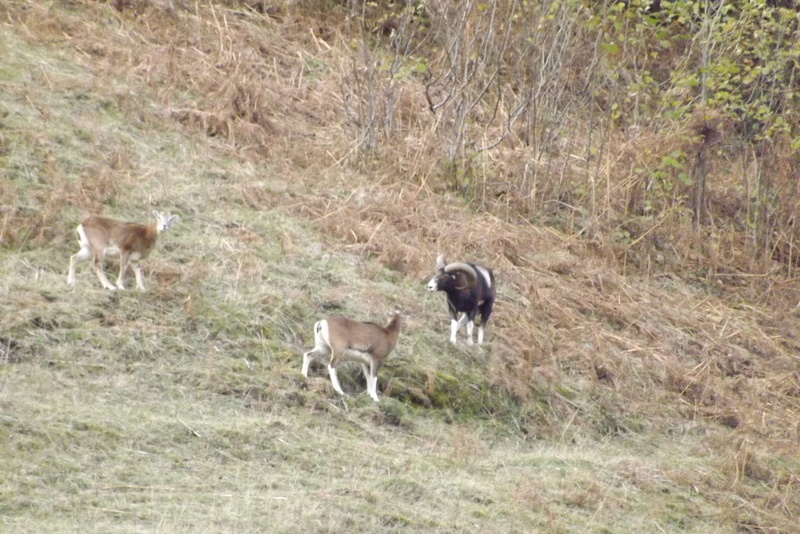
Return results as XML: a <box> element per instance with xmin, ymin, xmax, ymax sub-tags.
<box><xmin>342</xmin><ymin>348</ymin><xmax>374</xmax><ymax>365</ymax></box>
<box><xmin>104</xmin><ymin>245</ymin><xmax>122</xmax><ymax>257</ymax></box>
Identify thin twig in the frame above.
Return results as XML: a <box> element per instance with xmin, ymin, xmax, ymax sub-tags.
<box><xmin>177</xmin><ymin>416</ymin><xmax>201</xmax><ymax>438</ymax></box>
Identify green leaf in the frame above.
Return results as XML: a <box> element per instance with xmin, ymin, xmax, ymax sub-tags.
<box><xmin>601</xmin><ymin>42</ymin><xmax>621</xmax><ymax>55</ymax></box>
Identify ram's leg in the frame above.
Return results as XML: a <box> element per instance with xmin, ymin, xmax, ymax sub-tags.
<box><xmin>449</xmin><ymin>319</ymin><xmax>459</xmax><ymax>344</ymax></box>
<box><xmin>478</xmin><ymin>302</ymin><xmax>493</xmax><ymax>345</ymax></box>
<box><xmin>450</xmin><ymin>314</ymin><xmax>469</xmax><ymax>344</ymax></box>
<box><xmin>466</xmin><ymin>320</ymin><xmax>475</xmax><ymax>345</ymax></box>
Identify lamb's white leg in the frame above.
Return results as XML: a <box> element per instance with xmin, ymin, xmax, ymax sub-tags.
<box><xmin>131</xmin><ymin>261</ymin><xmax>146</xmax><ymax>291</ymax></box>
<box><xmin>361</xmin><ymin>363</ymin><xmax>378</xmax><ymax>402</ymax></box>
<box><xmin>303</xmin><ymin>321</ymin><xmax>331</xmax><ymax>378</ymax></box>
<box><xmin>364</xmin><ymin>362</ymin><xmax>380</xmax><ymax>402</ymax></box>
<box><xmin>67</xmin><ymin>248</ymin><xmax>92</xmax><ymax>285</ymax></box>
<box><xmin>68</xmin><ymin>225</ymin><xmax>92</xmax><ymax>286</ymax></box>
<box><xmin>359</xmin><ymin>363</ymin><xmax>371</xmax><ymax>398</ymax></box>
<box><xmin>302</xmin><ymin>342</ymin><xmax>330</xmax><ymax>377</ymax></box>
<box><xmin>92</xmin><ymin>258</ymin><xmax>117</xmax><ymax>291</ymax></box>
<box><xmin>301</xmin><ymin>352</ymin><xmax>314</xmax><ymax>377</ymax></box>
<box><xmin>115</xmin><ymin>253</ymin><xmax>130</xmax><ymax>290</ymax></box>
<box><xmin>369</xmin><ymin>376</ymin><xmax>379</xmax><ymax>402</ymax></box>
<box><xmin>328</xmin><ymin>365</ymin><xmax>346</xmax><ymax>396</ymax></box>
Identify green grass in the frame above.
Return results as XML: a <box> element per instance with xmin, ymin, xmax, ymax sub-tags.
<box><xmin>1</xmin><ymin>356</ymin><xmax>740</xmax><ymax>533</ymax></box>
<box><xmin>0</xmin><ymin>191</ymin><xmax>764</xmax><ymax>532</ymax></box>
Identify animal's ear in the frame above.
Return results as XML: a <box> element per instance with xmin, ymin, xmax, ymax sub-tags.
<box><xmin>170</xmin><ymin>214</ymin><xmax>181</xmax><ymax>223</ymax></box>
<box><xmin>151</xmin><ymin>209</ymin><xmax>159</xmax><ymax>219</ymax></box>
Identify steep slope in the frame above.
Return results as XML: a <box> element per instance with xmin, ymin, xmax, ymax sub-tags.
<box><xmin>1</xmin><ymin>2</ymin><xmax>797</xmax><ymax>532</ymax></box>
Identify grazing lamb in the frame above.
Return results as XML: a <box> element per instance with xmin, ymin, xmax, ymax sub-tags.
<box><xmin>427</xmin><ymin>254</ymin><xmax>495</xmax><ymax>345</ymax></box>
<box><xmin>302</xmin><ymin>311</ymin><xmax>404</xmax><ymax>402</ymax></box>
<box><xmin>67</xmin><ymin>210</ymin><xmax>179</xmax><ymax>291</ymax></box>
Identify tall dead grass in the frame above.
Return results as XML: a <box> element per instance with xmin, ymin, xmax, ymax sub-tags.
<box><xmin>242</xmin><ymin>173</ymin><xmax>800</xmax><ymax>455</ymax></box>
<box><xmin>11</xmin><ymin>0</ymin><xmax>795</xmax><ymax>295</ymax></box>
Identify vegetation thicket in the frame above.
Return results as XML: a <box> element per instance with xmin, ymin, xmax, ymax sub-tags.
<box><xmin>1</xmin><ymin>0</ymin><xmax>798</xmax><ymax>532</ymax></box>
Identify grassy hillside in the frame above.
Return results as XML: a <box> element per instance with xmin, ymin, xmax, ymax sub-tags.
<box><xmin>1</xmin><ymin>1</ymin><xmax>798</xmax><ymax>532</ymax></box>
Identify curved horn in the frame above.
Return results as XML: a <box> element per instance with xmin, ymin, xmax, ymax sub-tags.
<box><xmin>435</xmin><ymin>254</ymin><xmax>446</xmax><ymax>271</ymax></box>
<box><xmin>443</xmin><ymin>262</ymin><xmax>477</xmax><ymax>288</ymax></box>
